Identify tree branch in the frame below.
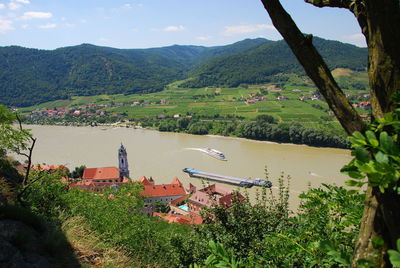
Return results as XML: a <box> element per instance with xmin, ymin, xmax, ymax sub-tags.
<box><xmin>260</xmin><ymin>0</ymin><xmax>366</xmax><ymax>134</ymax></box>
<box><xmin>15</xmin><ymin>113</ymin><xmax>36</xmax><ymax>186</ymax></box>
<box><xmin>304</xmin><ymin>0</ymin><xmax>352</xmax><ymax>9</ymax></box>
<box><xmin>17</xmin><ymin>172</ymin><xmax>45</xmax><ymax>205</ymax></box>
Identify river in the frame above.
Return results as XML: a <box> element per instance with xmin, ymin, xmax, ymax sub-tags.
<box><xmin>21</xmin><ymin>125</ymin><xmax>352</xmax><ymax>208</ymax></box>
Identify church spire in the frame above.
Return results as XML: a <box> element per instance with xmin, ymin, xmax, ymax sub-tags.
<box><xmin>118</xmin><ymin>143</ymin><xmax>129</xmax><ymax>178</ymax></box>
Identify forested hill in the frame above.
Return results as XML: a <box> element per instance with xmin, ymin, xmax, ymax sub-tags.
<box><xmin>181</xmin><ymin>37</ymin><xmax>368</xmax><ymax>88</ymax></box>
<box><xmin>0</xmin><ymin>37</ymin><xmax>367</xmax><ymax>107</ymax></box>
<box><xmin>0</xmin><ymin>39</ymin><xmax>267</xmax><ymax>107</ymax></box>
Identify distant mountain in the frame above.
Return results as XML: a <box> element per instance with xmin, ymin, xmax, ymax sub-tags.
<box><xmin>0</xmin><ymin>37</ymin><xmax>367</xmax><ymax>107</ymax></box>
<box><xmin>0</xmin><ymin>39</ymin><xmax>267</xmax><ymax>107</ymax></box>
<box><xmin>181</xmin><ymin>37</ymin><xmax>368</xmax><ymax>88</ymax></box>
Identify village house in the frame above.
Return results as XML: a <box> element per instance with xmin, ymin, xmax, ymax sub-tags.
<box><xmin>360</xmin><ymin>101</ymin><xmax>371</xmax><ymax>110</ymax></box>
<box><xmin>267</xmin><ymin>85</ymin><xmax>282</xmax><ymax>91</ymax></box>
<box><xmin>68</xmin><ymin>144</ymin><xmax>131</xmax><ymax>191</ymax></box>
<box><xmin>140</xmin><ymin>177</ymin><xmax>186</xmax><ymax>204</ymax></box>
<box><xmin>299</xmin><ymin>95</ymin><xmax>308</xmax><ymax>101</ymax></box>
<box><xmin>311</xmin><ymin>95</ymin><xmax>320</xmax><ymax>101</ymax></box>
<box><xmin>276</xmin><ymin>95</ymin><xmax>288</xmax><ymax>101</ymax></box>
<box><xmin>187</xmin><ymin>184</ymin><xmax>245</xmax><ymax>213</ymax></box>
<box><xmin>140</xmin><ymin>176</ymin><xmax>187</xmax><ymax>215</ymax></box>
<box><xmin>246</xmin><ymin>99</ymin><xmax>256</xmax><ymax>104</ymax></box>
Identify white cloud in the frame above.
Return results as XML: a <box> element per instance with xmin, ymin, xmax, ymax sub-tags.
<box><xmin>21</xmin><ymin>11</ymin><xmax>53</xmax><ymax>20</ymax></box>
<box><xmin>64</xmin><ymin>23</ymin><xmax>75</xmax><ymax>28</ymax></box>
<box><xmin>38</xmin><ymin>23</ymin><xmax>56</xmax><ymax>29</ymax></box>
<box><xmin>21</xmin><ymin>24</ymin><xmax>29</xmax><ymax>29</ymax></box>
<box><xmin>196</xmin><ymin>36</ymin><xmax>211</xmax><ymax>41</ymax></box>
<box><xmin>99</xmin><ymin>37</ymin><xmax>109</xmax><ymax>42</ymax></box>
<box><xmin>15</xmin><ymin>0</ymin><xmax>30</xmax><ymax>4</ymax></box>
<box><xmin>164</xmin><ymin>25</ymin><xmax>185</xmax><ymax>32</ymax></box>
<box><xmin>223</xmin><ymin>24</ymin><xmax>275</xmax><ymax>36</ymax></box>
<box><xmin>123</xmin><ymin>3</ymin><xmax>132</xmax><ymax>9</ymax></box>
<box><xmin>345</xmin><ymin>33</ymin><xmax>364</xmax><ymax>40</ymax></box>
<box><xmin>0</xmin><ymin>3</ymin><xmax>5</xmax><ymax>9</ymax></box>
<box><xmin>80</xmin><ymin>19</ymin><xmax>87</xmax><ymax>23</ymax></box>
<box><xmin>8</xmin><ymin>2</ymin><xmax>21</xmax><ymax>10</ymax></box>
<box><xmin>0</xmin><ymin>18</ymin><xmax>14</xmax><ymax>33</ymax></box>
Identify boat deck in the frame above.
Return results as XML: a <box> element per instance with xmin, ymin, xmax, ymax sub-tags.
<box><xmin>183</xmin><ymin>168</ymin><xmax>271</xmax><ymax>188</ymax></box>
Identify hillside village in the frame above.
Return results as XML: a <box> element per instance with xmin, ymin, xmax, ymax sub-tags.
<box><xmin>30</xmin><ymin>144</ymin><xmax>243</xmax><ymax>226</ymax></box>
<box><xmin>22</xmin><ymin>84</ymin><xmax>371</xmax><ymax>125</ymax></box>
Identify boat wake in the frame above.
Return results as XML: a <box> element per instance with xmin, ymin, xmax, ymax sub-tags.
<box><xmin>184</xmin><ymin>147</ymin><xmax>204</xmax><ymax>152</ymax></box>
<box><xmin>308</xmin><ymin>171</ymin><xmax>324</xmax><ymax>178</ymax></box>
<box><xmin>184</xmin><ymin>147</ymin><xmax>227</xmax><ymax>161</ymax></box>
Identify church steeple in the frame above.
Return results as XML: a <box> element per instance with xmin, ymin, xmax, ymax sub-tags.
<box><xmin>118</xmin><ymin>143</ymin><xmax>129</xmax><ymax>178</ymax></box>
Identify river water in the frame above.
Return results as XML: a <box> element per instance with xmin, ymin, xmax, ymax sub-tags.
<box><xmin>22</xmin><ymin>125</ymin><xmax>352</xmax><ymax>208</ymax></box>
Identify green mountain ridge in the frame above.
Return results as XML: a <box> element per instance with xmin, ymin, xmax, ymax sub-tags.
<box><xmin>182</xmin><ymin>37</ymin><xmax>368</xmax><ymax>88</ymax></box>
<box><xmin>0</xmin><ymin>37</ymin><xmax>367</xmax><ymax>107</ymax></box>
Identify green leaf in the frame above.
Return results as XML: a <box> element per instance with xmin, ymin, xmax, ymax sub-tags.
<box><xmin>345</xmin><ymin>180</ymin><xmax>365</xmax><ymax>187</ymax></box>
<box><xmin>397</xmin><ymin>239</ymin><xmax>400</xmax><ymax>251</ymax></box>
<box><xmin>366</xmin><ymin>130</ymin><xmax>379</xmax><ymax>147</ymax></box>
<box><xmin>375</xmin><ymin>151</ymin><xmax>389</xmax><ymax>164</ymax></box>
<box><xmin>388</xmin><ymin>250</ymin><xmax>400</xmax><ymax>267</ymax></box>
<box><xmin>372</xmin><ymin>237</ymin><xmax>384</xmax><ymax>249</ymax></box>
<box><xmin>359</xmin><ymin>162</ymin><xmax>376</xmax><ymax>174</ymax></box>
<box><xmin>319</xmin><ymin>240</ymin><xmax>335</xmax><ymax>252</ymax></box>
<box><xmin>349</xmin><ymin>136</ymin><xmax>367</xmax><ymax>147</ymax></box>
<box><xmin>354</xmin><ymin>147</ymin><xmax>370</xmax><ymax>163</ymax></box>
<box><xmin>353</xmin><ymin>131</ymin><xmax>366</xmax><ymax>141</ymax></box>
<box><xmin>380</xmin><ymin>132</ymin><xmax>394</xmax><ymax>153</ymax></box>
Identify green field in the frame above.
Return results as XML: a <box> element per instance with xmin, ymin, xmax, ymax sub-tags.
<box><xmin>19</xmin><ymin>68</ymin><xmax>370</xmax><ymax>127</ymax></box>
<box><xmin>19</xmin><ymin>84</ymin><xmax>337</xmax><ymax>123</ymax></box>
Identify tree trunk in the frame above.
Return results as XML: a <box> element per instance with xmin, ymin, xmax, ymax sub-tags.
<box><xmin>351</xmin><ymin>0</ymin><xmax>400</xmax><ymax>119</ymax></box>
<box><xmin>260</xmin><ymin>0</ymin><xmax>366</xmax><ymax>135</ymax></box>
<box><xmin>260</xmin><ymin>0</ymin><xmax>400</xmax><ymax>266</ymax></box>
<box><xmin>352</xmin><ymin>186</ymin><xmax>387</xmax><ymax>267</ymax></box>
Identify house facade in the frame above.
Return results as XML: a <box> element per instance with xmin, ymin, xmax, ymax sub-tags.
<box><xmin>68</xmin><ymin>144</ymin><xmax>131</xmax><ymax>191</ymax></box>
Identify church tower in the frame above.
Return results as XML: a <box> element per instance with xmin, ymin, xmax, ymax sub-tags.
<box><xmin>118</xmin><ymin>143</ymin><xmax>130</xmax><ymax>178</ymax></box>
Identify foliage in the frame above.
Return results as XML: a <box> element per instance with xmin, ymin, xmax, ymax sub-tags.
<box><xmin>341</xmin><ymin>108</ymin><xmax>400</xmax><ymax>192</ymax></box>
<box><xmin>182</xmin><ymin>37</ymin><xmax>367</xmax><ymax>88</ymax></box>
<box><xmin>191</xmin><ymin>241</ymin><xmax>247</xmax><ymax>268</ymax></box>
<box><xmin>238</xmin><ymin>121</ymin><xmax>349</xmax><ymax>148</ymax></box>
<box><xmin>189</xmin><ymin>172</ymin><xmax>363</xmax><ymax>267</ymax></box>
<box><xmin>69</xmin><ymin>165</ymin><xmax>86</xmax><ymax>178</ymax></box>
<box><xmin>0</xmin><ymin>40</ymin><xmax>266</xmax><ymax>107</ymax></box>
<box><xmin>388</xmin><ymin>239</ymin><xmax>400</xmax><ymax>268</ymax></box>
<box><xmin>0</xmin><ymin>104</ymin><xmax>31</xmax><ymax>154</ymax></box>
<box><xmin>0</xmin><ymin>38</ymin><xmax>367</xmax><ymax>107</ymax></box>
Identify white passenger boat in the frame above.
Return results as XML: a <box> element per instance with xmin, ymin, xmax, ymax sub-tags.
<box><xmin>200</xmin><ymin>148</ymin><xmax>227</xmax><ymax>161</ymax></box>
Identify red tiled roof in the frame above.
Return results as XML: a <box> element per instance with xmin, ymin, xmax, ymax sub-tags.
<box><xmin>219</xmin><ymin>192</ymin><xmax>245</xmax><ymax>208</ymax></box>
<box><xmin>200</xmin><ymin>184</ymin><xmax>232</xmax><ymax>195</ymax></box>
<box><xmin>171</xmin><ymin>177</ymin><xmax>183</xmax><ymax>186</ymax></box>
<box><xmin>153</xmin><ymin>212</ymin><xmax>202</xmax><ymax>225</ymax></box>
<box><xmin>141</xmin><ymin>184</ymin><xmax>186</xmax><ymax>198</ymax></box>
<box><xmin>139</xmin><ymin>176</ymin><xmax>152</xmax><ymax>186</ymax></box>
<box><xmin>188</xmin><ymin>184</ymin><xmax>241</xmax><ymax>208</ymax></box>
<box><xmin>82</xmin><ymin>167</ymin><xmax>119</xmax><ymax>180</ymax></box>
<box><xmin>170</xmin><ymin>194</ymin><xmax>189</xmax><ymax>206</ymax></box>
<box><xmin>30</xmin><ymin>164</ymin><xmax>68</xmax><ymax>171</ymax></box>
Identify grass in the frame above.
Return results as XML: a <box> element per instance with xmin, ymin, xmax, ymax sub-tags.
<box><xmin>61</xmin><ymin>216</ymin><xmax>137</xmax><ymax>268</ymax></box>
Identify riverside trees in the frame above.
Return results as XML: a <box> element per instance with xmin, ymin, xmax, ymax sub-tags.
<box><xmin>260</xmin><ymin>0</ymin><xmax>400</xmax><ymax>266</ymax></box>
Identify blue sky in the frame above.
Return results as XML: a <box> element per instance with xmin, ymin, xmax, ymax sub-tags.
<box><xmin>0</xmin><ymin>0</ymin><xmax>366</xmax><ymax>49</ymax></box>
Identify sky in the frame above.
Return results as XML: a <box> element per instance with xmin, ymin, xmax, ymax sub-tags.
<box><xmin>0</xmin><ymin>0</ymin><xmax>367</xmax><ymax>50</ymax></box>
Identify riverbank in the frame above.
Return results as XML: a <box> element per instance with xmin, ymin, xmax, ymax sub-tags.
<box><xmin>22</xmin><ymin>120</ymin><xmax>349</xmax><ymax>150</ymax></box>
